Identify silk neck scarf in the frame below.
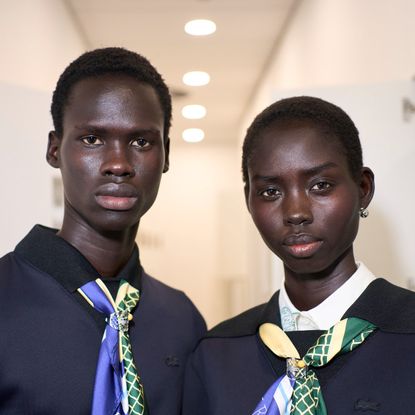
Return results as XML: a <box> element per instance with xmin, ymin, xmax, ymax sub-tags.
<box><xmin>252</xmin><ymin>317</ymin><xmax>377</xmax><ymax>415</ymax></box>
<box><xmin>78</xmin><ymin>278</ymin><xmax>146</xmax><ymax>415</ymax></box>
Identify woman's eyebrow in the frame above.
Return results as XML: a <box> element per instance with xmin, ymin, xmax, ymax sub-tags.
<box><xmin>251</xmin><ymin>162</ymin><xmax>339</xmax><ymax>182</ymax></box>
<box><xmin>303</xmin><ymin>161</ymin><xmax>339</xmax><ymax>176</ymax></box>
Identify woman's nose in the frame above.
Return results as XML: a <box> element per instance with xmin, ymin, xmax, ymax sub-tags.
<box><xmin>283</xmin><ymin>191</ymin><xmax>313</xmax><ymax>226</ymax></box>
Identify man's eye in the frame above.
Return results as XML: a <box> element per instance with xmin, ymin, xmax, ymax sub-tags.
<box><xmin>311</xmin><ymin>181</ymin><xmax>331</xmax><ymax>191</ymax></box>
<box><xmin>131</xmin><ymin>138</ymin><xmax>150</xmax><ymax>148</ymax></box>
<box><xmin>81</xmin><ymin>135</ymin><xmax>102</xmax><ymax>145</ymax></box>
<box><xmin>260</xmin><ymin>188</ymin><xmax>281</xmax><ymax>200</ymax></box>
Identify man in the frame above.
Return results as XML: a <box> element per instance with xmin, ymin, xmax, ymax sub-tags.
<box><xmin>0</xmin><ymin>47</ymin><xmax>206</xmax><ymax>415</ymax></box>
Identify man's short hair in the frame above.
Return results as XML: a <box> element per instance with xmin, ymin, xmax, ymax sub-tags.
<box><xmin>51</xmin><ymin>47</ymin><xmax>172</xmax><ymax>141</ymax></box>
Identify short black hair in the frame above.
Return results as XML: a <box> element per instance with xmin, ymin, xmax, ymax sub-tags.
<box><xmin>242</xmin><ymin>96</ymin><xmax>363</xmax><ymax>187</ymax></box>
<box><xmin>51</xmin><ymin>47</ymin><xmax>172</xmax><ymax>140</ymax></box>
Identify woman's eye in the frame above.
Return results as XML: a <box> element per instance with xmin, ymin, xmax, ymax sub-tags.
<box><xmin>260</xmin><ymin>188</ymin><xmax>281</xmax><ymax>200</ymax></box>
<box><xmin>311</xmin><ymin>181</ymin><xmax>331</xmax><ymax>191</ymax></box>
<box><xmin>131</xmin><ymin>138</ymin><xmax>150</xmax><ymax>148</ymax></box>
<box><xmin>81</xmin><ymin>135</ymin><xmax>102</xmax><ymax>145</ymax></box>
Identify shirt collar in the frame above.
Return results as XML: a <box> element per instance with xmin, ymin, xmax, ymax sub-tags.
<box><xmin>207</xmin><ymin>277</ymin><xmax>415</xmax><ymax>339</ymax></box>
<box><xmin>279</xmin><ymin>262</ymin><xmax>376</xmax><ymax>331</ymax></box>
<box><xmin>15</xmin><ymin>225</ymin><xmax>142</xmax><ymax>293</ymax></box>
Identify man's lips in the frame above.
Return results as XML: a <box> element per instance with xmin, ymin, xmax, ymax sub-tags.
<box><xmin>283</xmin><ymin>234</ymin><xmax>323</xmax><ymax>258</ymax></box>
<box><xmin>95</xmin><ymin>184</ymin><xmax>138</xmax><ymax>211</ymax></box>
<box><xmin>95</xmin><ymin>195</ymin><xmax>138</xmax><ymax>210</ymax></box>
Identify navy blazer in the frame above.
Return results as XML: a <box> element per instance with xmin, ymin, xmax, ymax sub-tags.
<box><xmin>182</xmin><ymin>279</ymin><xmax>415</xmax><ymax>415</ymax></box>
<box><xmin>0</xmin><ymin>226</ymin><xmax>206</xmax><ymax>414</ymax></box>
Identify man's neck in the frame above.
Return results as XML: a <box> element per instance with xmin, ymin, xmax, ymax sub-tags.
<box><xmin>58</xmin><ymin>221</ymin><xmax>138</xmax><ymax>278</ymax></box>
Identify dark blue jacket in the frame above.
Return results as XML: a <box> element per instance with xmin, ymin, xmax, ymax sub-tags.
<box><xmin>0</xmin><ymin>226</ymin><xmax>206</xmax><ymax>414</ymax></box>
<box><xmin>182</xmin><ymin>279</ymin><xmax>415</xmax><ymax>414</ymax></box>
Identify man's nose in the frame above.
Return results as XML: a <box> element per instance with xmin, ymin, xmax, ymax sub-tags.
<box><xmin>100</xmin><ymin>143</ymin><xmax>135</xmax><ymax>178</ymax></box>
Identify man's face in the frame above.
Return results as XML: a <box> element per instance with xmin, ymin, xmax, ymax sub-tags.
<box><xmin>48</xmin><ymin>74</ymin><xmax>168</xmax><ymax>233</ymax></box>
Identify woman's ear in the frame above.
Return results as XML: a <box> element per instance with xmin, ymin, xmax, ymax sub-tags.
<box><xmin>46</xmin><ymin>131</ymin><xmax>61</xmax><ymax>168</ymax></box>
<box><xmin>163</xmin><ymin>137</ymin><xmax>170</xmax><ymax>173</ymax></box>
<box><xmin>359</xmin><ymin>167</ymin><xmax>375</xmax><ymax>209</ymax></box>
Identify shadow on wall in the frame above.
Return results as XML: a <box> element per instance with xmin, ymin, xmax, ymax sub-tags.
<box><xmin>356</xmin><ymin>205</ymin><xmax>408</xmax><ymax>288</ymax></box>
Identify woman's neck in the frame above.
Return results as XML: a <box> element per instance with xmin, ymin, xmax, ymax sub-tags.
<box><xmin>283</xmin><ymin>251</ymin><xmax>357</xmax><ymax>311</ymax></box>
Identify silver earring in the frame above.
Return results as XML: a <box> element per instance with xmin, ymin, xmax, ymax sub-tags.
<box><xmin>359</xmin><ymin>207</ymin><xmax>369</xmax><ymax>218</ymax></box>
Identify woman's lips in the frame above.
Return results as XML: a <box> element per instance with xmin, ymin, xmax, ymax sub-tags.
<box><xmin>283</xmin><ymin>234</ymin><xmax>323</xmax><ymax>258</ymax></box>
<box><xmin>284</xmin><ymin>241</ymin><xmax>323</xmax><ymax>258</ymax></box>
<box><xmin>95</xmin><ymin>195</ymin><xmax>138</xmax><ymax>211</ymax></box>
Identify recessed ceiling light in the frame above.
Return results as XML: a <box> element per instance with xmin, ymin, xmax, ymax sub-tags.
<box><xmin>182</xmin><ymin>105</ymin><xmax>207</xmax><ymax>120</ymax></box>
<box><xmin>183</xmin><ymin>71</ymin><xmax>210</xmax><ymax>86</ymax></box>
<box><xmin>184</xmin><ymin>19</ymin><xmax>216</xmax><ymax>36</ymax></box>
<box><xmin>182</xmin><ymin>128</ymin><xmax>205</xmax><ymax>143</ymax></box>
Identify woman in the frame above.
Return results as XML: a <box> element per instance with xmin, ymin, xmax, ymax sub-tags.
<box><xmin>182</xmin><ymin>96</ymin><xmax>415</xmax><ymax>415</ymax></box>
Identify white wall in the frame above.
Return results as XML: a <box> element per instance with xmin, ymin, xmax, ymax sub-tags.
<box><xmin>244</xmin><ymin>0</ymin><xmax>415</xmax><ymax>122</ymax></box>
<box><xmin>0</xmin><ymin>83</ymin><xmax>57</xmax><ymax>254</ymax></box>
<box><xmin>0</xmin><ymin>0</ymin><xmax>87</xmax><ymax>91</ymax></box>
<box><xmin>242</xmin><ymin>0</ymin><xmax>415</xmax><ymax>304</ymax></box>
<box><xmin>138</xmin><ymin>143</ymin><xmax>249</xmax><ymax>327</ymax></box>
<box><xmin>0</xmin><ymin>0</ymin><xmax>86</xmax><ymax>253</ymax></box>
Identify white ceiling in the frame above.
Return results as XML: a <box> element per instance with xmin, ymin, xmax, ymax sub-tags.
<box><xmin>66</xmin><ymin>0</ymin><xmax>296</xmax><ymax>146</ymax></box>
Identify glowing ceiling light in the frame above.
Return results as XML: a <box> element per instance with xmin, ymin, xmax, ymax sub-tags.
<box><xmin>182</xmin><ymin>128</ymin><xmax>205</xmax><ymax>143</ymax></box>
<box><xmin>182</xmin><ymin>104</ymin><xmax>207</xmax><ymax>120</ymax></box>
<box><xmin>184</xmin><ymin>19</ymin><xmax>216</xmax><ymax>36</ymax></box>
<box><xmin>183</xmin><ymin>71</ymin><xmax>210</xmax><ymax>86</ymax></box>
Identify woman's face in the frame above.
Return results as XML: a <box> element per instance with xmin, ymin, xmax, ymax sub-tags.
<box><xmin>246</xmin><ymin>120</ymin><xmax>373</xmax><ymax>278</ymax></box>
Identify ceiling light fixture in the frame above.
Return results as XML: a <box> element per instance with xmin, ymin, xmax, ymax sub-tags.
<box><xmin>183</xmin><ymin>71</ymin><xmax>210</xmax><ymax>86</ymax></box>
<box><xmin>182</xmin><ymin>128</ymin><xmax>205</xmax><ymax>143</ymax></box>
<box><xmin>182</xmin><ymin>104</ymin><xmax>207</xmax><ymax>120</ymax></box>
<box><xmin>184</xmin><ymin>19</ymin><xmax>216</xmax><ymax>36</ymax></box>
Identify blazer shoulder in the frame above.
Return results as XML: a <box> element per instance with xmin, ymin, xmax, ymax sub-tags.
<box><xmin>206</xmin><ymin>303</ymin><xmax>266</xmax><ymax>339</ymax></box>
<box><xmin>0</xmin><ymin>251</ymin><xmax>13</xmax><ymax>266</ymax></box>
<box><xmin>0</xmin><ymin>251</ymin><xmax>32</xmax><ymax>283</ymax></box>
<box><xmin>141</xmin><ymin>271</ymin><xmax>196</xmax><ymax>309</ymax></box>
<box><xmin>141</xmin><ymin>271</ymin><xmax>207</xmax><ymax>335</ymax></box>
<box><xmin>347</xmin><ymin>278</ymin><xmax>415</xmax><ymax>333</ymax></box>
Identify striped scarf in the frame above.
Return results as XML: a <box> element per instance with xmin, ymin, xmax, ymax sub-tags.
<box><xmin>252</xmin><ymin>318</ymin><xmax>377</xmax><ymax>415</ymax></box>
<box><xmin>78</xmin><ymin>278</ymin><xmax>146</xmax><ymax>415</ymax></box>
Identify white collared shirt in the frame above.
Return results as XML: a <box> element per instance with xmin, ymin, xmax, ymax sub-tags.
<box><xmin>279</xmin><ymin>262</ymin><xmax>376</xmax><ymax>331</ymax></box>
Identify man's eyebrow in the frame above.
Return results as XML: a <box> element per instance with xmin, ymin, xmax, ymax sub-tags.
<box><xmin>73</xmin><ymin>124</ymin><xmax>101</xmax><ymax>132</ymax></box>
<box><xmin>250</xmin><ymin>174</ymin><xmax>279</xmax><ymax>182</ymax></box>
<box><xmin>251</xmin><ymin>162</ymin><xmax>339</xmax><ymax>182</ymax></box>
<box><xmin>73</xmin><ymin>124</ymin><xmax>161</xmax><ymax>134</ymax></box>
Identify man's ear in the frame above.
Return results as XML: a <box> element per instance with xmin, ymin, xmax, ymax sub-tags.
<box><xmin>163</xmin><ymin>137</ymin><xmax>170</xmax><ymax>173</ymax></box>
<box><xmin>244</xmin><ymin>183</ymin><xmax>250</xmax><ymax>213</ymax></box>
<box><xmin>46</xmin><ymin>131</ymin><xmax>61</xmax><ymax>169</ymax></box>
<box><xmin>359</xmin><ymin>167</ymin><xmax>375</xmax><ymax>209</ymax></box>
